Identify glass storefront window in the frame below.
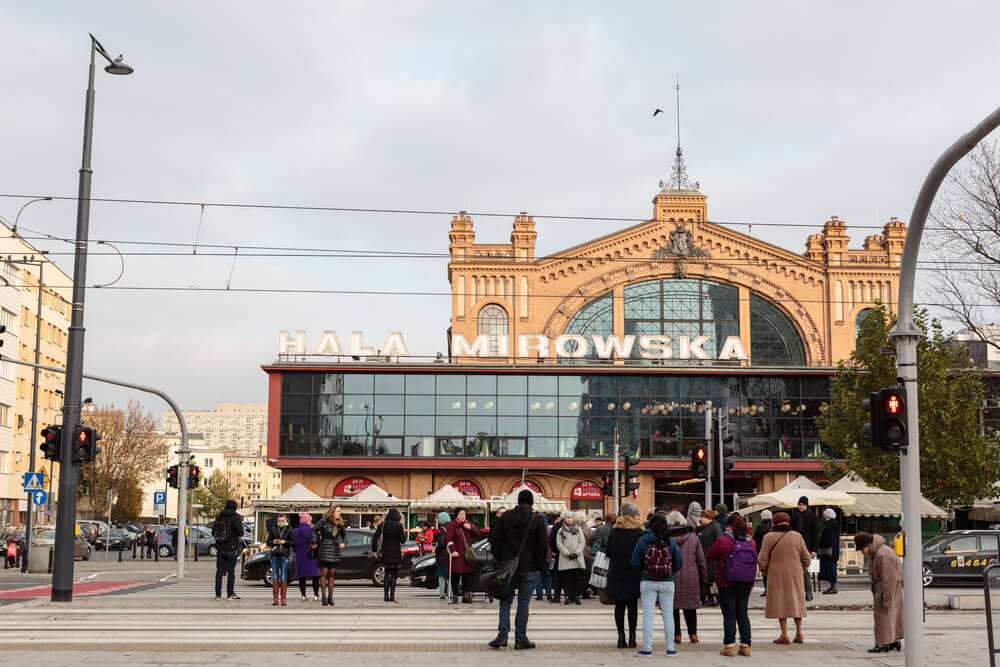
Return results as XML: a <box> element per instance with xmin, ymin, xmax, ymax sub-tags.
<box><xmin>437</xmin><ymin>375</ymin><xmax>466</xmax><ymax>395</ymax></box>
<box><xmin>406</xmin><ymin>375</ymin><xmax>435</xmax><ymax>394</ymax></box>
<box><xmin>498</xmin><ymin>375</ymin><xmax>527</xmax><ymax>394</ymax></box>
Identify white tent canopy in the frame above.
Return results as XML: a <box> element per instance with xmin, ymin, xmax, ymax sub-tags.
<box><xmin>746</xmin><ymin>476</ymin><xmax>856</xmax><ymax>509</ymax></box>
<box><xmin>411</xmin><ymin>484</ymin><xmax>488</xmax><ymax>511</ymax></box>
<box><xmin>351</xmin><ymin>483</ymin><xmax>391</xmax><ymax>501</ymax></box>
<box><xmin>272</xmin><ymin>483</ymin><xmax>324</xmax><ymax>502</ymax></box>
<box><xmin>491</xmin><ymin>484</ymin><xmax>567</xmax><ymax>514</ymax></box>
<box><xmin>828</xmin><ymin>474</ymin><xmax>948</xmax><ymax>519</ymax></box>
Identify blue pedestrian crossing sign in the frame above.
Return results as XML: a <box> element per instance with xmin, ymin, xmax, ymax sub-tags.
<box><xmin>23</xmin><ymin>472</ymin><xmax>44</xmax><ymax>492</ymax></box>
<box><xmin>31</xmin><ymin>490</ymin><xmax>47</xmax><ymax>506</ymax></box>
<box><xmin>153</xmin><ymin>491</ymin><xmax>166</xmax><ymax>505</ymax></box>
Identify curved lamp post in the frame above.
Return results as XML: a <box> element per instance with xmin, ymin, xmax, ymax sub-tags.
<box><xmin>51</xmin><ymin>34</ymin><xmax>132</xmax><ymax>603</ymax></box>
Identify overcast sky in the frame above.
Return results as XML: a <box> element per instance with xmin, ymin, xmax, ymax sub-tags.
<box><xmin>1</xmin><ymin>2</ymin><xmax>997</xmax><ymax>416</ymax></box>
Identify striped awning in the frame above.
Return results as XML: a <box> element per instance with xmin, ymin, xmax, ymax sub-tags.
<box><xmin>840</xmin><ymin>492</ymin><xmax>947</xmax><ymax>519</ymax></box>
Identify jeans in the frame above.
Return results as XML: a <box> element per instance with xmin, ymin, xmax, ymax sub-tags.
<box><xmin>640</xmin><ymin>579</ymin><xmax>675</xmax><ymax>652</ymax></box>
<box><xmin>535</xmin><ymin>566</ymin><xmax>551</xmax><ymax>598</ymax></box>
<box><xmin>498</xmin><ymin>571</ymin><xmax>539</xmax><ymax>642</ymax></box>
<box><xmin>215</xmin><ymin>551</ymin><xmax>238</xmax><ymax>596</ymax></box>
<box><xmin>719</xmin><ymin>585</ymin><xmax>752</xmax><ymax>646</ymax></box>
<box><xmin>271</xmin><ymin>556</ymin><xmax>290</xmax><ymax>583</ymax></box>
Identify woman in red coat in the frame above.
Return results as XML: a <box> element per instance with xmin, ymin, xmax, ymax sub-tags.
<box><xmin>444</xmin><ymin>508</ymin><xmax>481</xmax><ymax>603</ymax></box>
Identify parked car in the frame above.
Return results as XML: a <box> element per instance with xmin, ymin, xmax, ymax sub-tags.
<box><xmin>95</xmin><ymin>528</ymin><xmax>134</xmax><ymax>551</ymax></box>
<box><xmin>154</xmin><ymin>525</ymin><xmax>253</xmax><ymax>558</ymax></box>
<box><xmin>922</xmin><ymin>530</ymin><xmax>1000</xmax><ymax>586</ymax></box>
<box><xmin>242</xmin><ymin>527</ymin><xmax>419</xmax><ymax>586</ymax></box>
<box><xmin>409</xmin><ymin>538</ymin><xmax>492</xmax><ymax>590</ymax></box>
<box><xmin>33</xmin><ymin>530</ymin><xmax>91</xmax><ymax>560</ymax></box>
<box><xmin>77</xmin><ymin>520</ymin><xmax>108</xmax><ymax>544</ymax></box>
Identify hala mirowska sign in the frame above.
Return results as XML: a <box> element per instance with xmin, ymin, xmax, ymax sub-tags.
<box><xmin>276</xmin><ymin>331</ymin><xmax>749</xmax><ymax>361</ymax></box>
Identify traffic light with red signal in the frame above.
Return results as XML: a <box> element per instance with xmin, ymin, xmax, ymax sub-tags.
<box><xmin>689</xmin><ymin>445</ymin><xmax>707</xmax><ymax>479</ymax></box>
<box><xmin>72</xmin><ymin>426</ymin><xmax>101</xmax><ymax>464</ymax></box>
<box><xmin>188</xmin><ymin>465</ymin><xmax>201</xmax><ymax>488</ymax></box>
<box><xmin>167</xmin><ymin>464</ymin><xmax>179</xmax><ymax>488</ymax></box>
<box><xmin>40</xmin><ymin>425</ymin><xmax>62</xmax><ymax>461</ymax></box>
<box><xmin>862</xmin><ymin>386</ymin><xmax>908</xmax><ymax>452</ymax></box>
<box><xmin>600</xmin><ymin>472</ymin><xmax>614</xmax><ymax>497</ymax></box>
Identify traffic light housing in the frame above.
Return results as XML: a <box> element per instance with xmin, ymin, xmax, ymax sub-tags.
<box><xmin>716</xmin><ymin>413</ymin><xmax>736</xmax><ymax>472</ymax></box>
<box><xmin>879</xmin><ymin>386</ymin><xmax>907</xmax><ymax>451</ymax></box>
<box><xmin>40</xmin><ymin>425</ymin><xmax>62</xmax><ymax>461</ymax></box>
<box><xmin>600</xmin><ymin>472</ymin><xmax>614</xmax><ymax>497</ymax></box>
<box><xmin>167</xmin><ymin>464</ymin><xmax>179</xmax><ymax>488</ymax></box>
<box><xmin>861</xmin><ymin>391</ymin><xmax>882</xmax><ymax>450</ymax></box>
<box><xmin>623</xmin><ymin>455</ymin><xmax>640</xmax><ymax>496</ymax></box>
<box><xmin>72</xmin><ymin>426</ymin><xmax>101</xmax><ymax>464</ymax></box>
<box><xmin>689</xmin><ymin>445</ymin><xmax>707</xmax><ymax>479</ymax></box>
<box><xmin>188</xmin><ymin>464</ymin><xmax>201</xmax><ymax>488</ymax></box>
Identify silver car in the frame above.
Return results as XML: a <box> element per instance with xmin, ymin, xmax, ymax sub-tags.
<box><xmin>33</xmin><ymin>530</ymin><xmax>92</xmax><ymax>560</ymax></box>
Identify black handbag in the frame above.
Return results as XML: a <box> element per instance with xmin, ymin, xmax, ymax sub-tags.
<box><xmin>482</xmin><ymin>516</ymin><xmax>536</xmax><ymax>601</ymax></box>
<box><xmin>817</xmin><ymin>545</ymin><xmax>834</xmax><ymax>558</ymax></box>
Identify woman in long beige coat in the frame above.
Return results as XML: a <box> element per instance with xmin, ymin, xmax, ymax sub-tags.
<box><xmin>757</xmin><ymin>511</ymin><xmax>812</xmax><ymax>644</ymax></box>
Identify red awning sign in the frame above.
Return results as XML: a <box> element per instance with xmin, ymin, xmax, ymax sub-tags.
<box><xmin>452</xmin><ymin>479</ymin><xmax>482</xmax><ymax>499</ymax></box>
<box><xmin>333</xmin><ymin>477</ymin><xmax>374</xmax><ymax>496</ymax></box>
<box><xmin>571</xmin><ymin>481</ymin><xmax>603</xmax><ymax>500</ymax></box>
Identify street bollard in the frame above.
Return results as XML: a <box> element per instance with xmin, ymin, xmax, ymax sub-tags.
<box><xmin>194</xmin><ymin>542</ymin><xmax>198</xmax><ymax>562</ymax></box>
<box><xmin>47</xmin><ymin>547</ymin><xmax>53</xmax><ymax>574</ymax></box>
<box><xmin>118</xmin><ymin>546</ymin><xmax>123</xmax><ymax>562</ymax></box>
<box><xmin>133</xmin><ymin>541</ymin><xmax>138</xmax><ymax>560</ymax></box>
<box><xmin>154</xmin><ymin>542</ymin><xmax>158</xmax><ymax>562</ymax></box>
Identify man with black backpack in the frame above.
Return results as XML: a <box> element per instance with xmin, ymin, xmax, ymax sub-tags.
<box><xmin>487</xmin><ymin>489</ymin><xmax>548</xmax><ymax>650</ymax></box>
<box><xmin>212</xmin><ymin>500</ymin><xmax>245</xmax><ymax>601</ymax></box>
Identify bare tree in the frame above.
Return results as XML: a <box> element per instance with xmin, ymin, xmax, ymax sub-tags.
<box><xmin>77</xmin><ymin>401</ymin><xmax>167</xmax><ymax>519</ymax></box>
<box><xmin>930</xmin><ymin>141</ymin><xmax>1000</xmax><ymax>350</ymax></box>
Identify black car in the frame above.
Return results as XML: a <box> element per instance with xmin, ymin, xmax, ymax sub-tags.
<box><xmin>922</xmin><ymin>530</ymin><xmax>1000</xmax><ymax>587</ymax></box>
<box><xmin>95</xmin><ymin>529</ymin><xmax>135</xmax><ymax>551</ymax></box>
<box><xmin>410</xmin><ymin>538</ymin><xmax>493</xmax><ymax>591</ymax></box>
<box><xmin>242</xmin><ymin>527</ymin><xmax>419</xmax><ymax>586</ymax></box>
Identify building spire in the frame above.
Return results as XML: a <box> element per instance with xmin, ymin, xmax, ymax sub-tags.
<box><xmin>659</xmin><ymin>76</ymin><xmax>699</xmax><ymax>191</ymax></box>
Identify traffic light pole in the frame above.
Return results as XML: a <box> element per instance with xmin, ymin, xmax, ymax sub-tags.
<box><xmin>703</xmin><ymin>402</ymin><xmax>712</xmax><ymax>509</ymax></box>
<box><xmin>0</xmin><ymin>356</ymin><xmax>191</xmax><ymax>586</ymax></box>
<box><xmin>717</xmin><ymin>413</ymin><xmax>724</xmax><ymax>509</ymax></box>
<box><xmin>889</xmin><ymin>103</ymin><xmax>1000</xmax><ymax>667</ymax></box>
<box><xmin>612</xmin><ymin>425</ymin><xmax>620</xmax><ymax>515</ymax></box>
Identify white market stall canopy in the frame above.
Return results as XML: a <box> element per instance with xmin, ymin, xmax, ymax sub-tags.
<box><xmin>411</xmin><ymin>484</ymin><xmax>488</xmax><ymax>511</ymax></box>
<box><xmin>337</xmin><ymin>483</ymin><xmax>409</xmax><ymax>510</ymax></box>
<box><xmin>253</xmin><ymin>483</ymin><xmax>330</xmax><ymax>513</ymax></box>
<box><xmin>746</xmin><ymin>475</ymin><xmax>856</xmax><ymax>509</ymax></box>
<box><xmin>827</xmin><ymin>474</ymin><xmax>948</xmax><ymax>519</ymax></box>
<box><xmin>491</xmin><ymin>484</ymin><xmax>567</xmax><ymax>514</ymax></box>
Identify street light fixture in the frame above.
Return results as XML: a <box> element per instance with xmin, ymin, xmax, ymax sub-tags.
<box><xmin>51</xmin><ymin>33</ymin><xmax>132</xmax><ymax>604</ymax></box>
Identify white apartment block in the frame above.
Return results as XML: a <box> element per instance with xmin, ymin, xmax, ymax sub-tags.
<box><xmin>162</xmin><ymin>402</ymin><xmax>266</xmax><ymax>456</ymax></box>
<box><xmin>139</xmin><ymin>433</ymin><xmax>229</xmax><ymax>522</ymax></box>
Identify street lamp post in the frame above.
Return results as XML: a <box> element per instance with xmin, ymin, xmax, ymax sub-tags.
<box><xmin>51</xmin><ymin>34</ymin><xmax>132</xmax><ymax>603</ymax></box>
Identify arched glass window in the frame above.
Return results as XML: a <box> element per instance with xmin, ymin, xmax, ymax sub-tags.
<box><xmin>562</xmin><ymin>293</ymin><xmax>613</xmax><ymax>361</ymax></box>
<box><xmin>749</xmin><ymin>294</ymin><xmax>806</xmax><ymax>366</ymax></box>
<box><xmin>855</xmin><ymin>308</ymin><xmax>876</xmax><ymax>340</ymax></box>
<box><xmin>477</xmin><ymin>304</ymin><xmax>508</xmax><ymax>356</ymax></box>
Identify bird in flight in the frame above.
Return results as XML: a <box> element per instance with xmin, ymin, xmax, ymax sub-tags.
<box><xmin>653</xmin><ymin>108</ymin><xmax>664</xmax><ymax>117</ymax></box>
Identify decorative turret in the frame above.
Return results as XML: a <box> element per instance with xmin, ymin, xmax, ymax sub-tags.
<box><xmin>510</xmin><ymin>212</ymin><xmax>536</xmax><ymax>261</ymax></box>
<box><xmin>448</xmin><ymin>211</ymin><xmax>475</xmax><ymax>261</ymax></box>
<box><xmin>805</xmin><ymin>234</ymin><xmax>824</xmax><ymax>260</ymax></box>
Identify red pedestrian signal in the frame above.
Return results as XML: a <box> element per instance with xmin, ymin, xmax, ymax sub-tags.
<box><xmin>689</xmin><ymin>446</ymin><xmax>707</xmax><ymax>479</ymax></box>
<box><xmin>40</xmin><ymin>425</ymin><xmax>62</xmax><ymax>461</ymax></box>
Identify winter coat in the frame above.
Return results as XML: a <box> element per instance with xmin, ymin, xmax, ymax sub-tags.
<box><xmin>434</xmin><ymin>521</ymin><xmax>451</xmax><ymax>568</ymax></box>
<box><xmin>489</xmin><ymin>504</ymin><xmax>547</xmax><ymax>573</ymax></box>
<box><xmin>293</xmin><ymin>523</ymin><xmax>321</xmax><ymax>576</ymax></box>
<box><xmin>631</xmin><ymin>531</ymin><xmax>683</xmax><ymax>581</ymax></box>
<box><xmin>212</xmin><ymin>508</ymin><xmax>244</xmax><ymax>552</ymax></box>
<box><xmin>556</xmin><ymin>523</ymin><xmax>587</xmax><ymax>572</ymax></box>
<box><xmin>790</xmin><ymin>507</ymin><xmax>820</xmax><ymax>553</ymax></box>
<box><xmin>548</xmin><ymin>519</ymin><xmax>562</xmax><ymax>568</ymax></box>
<box><xmin>310</xmin><ymin>518</ymin><xmax>345</xmax><ymax>566</ymax></box>
<box><xmin>818</xmin><ymin>518</ymin><xmax>841</xmax><ymax>583</ymax></box>
<box><xmin>374</xmin><ymin>509</ymin><xmax>406</xmax><ymax>567</ymax></box>
<box><xmin>752</xmin><ymin>520</ymin><xmax>772</xmax><ymax>554</ymax></box>
<box><xmin>758</xmin><ymin>528</ymin><xmax>811</xmax><ymax>619</ymax></box>
<box><xmin>444</xmin><ymin>515</ymin><xmax>481</xmax><ymax>574</ymax></box>
<box><xmin>670</xmin><ymin>526</ymin><xmax>707</xmax><ymax>609</ymax></box>
<box><xmin>698</xmin><ymin>518</ymin><xmax>723</xmax><ymax>583</ymax></box>
<box><xmin>705</xmin><ymin>533</ymin><xmax>757</xmax><ymax>589</ymax></box>
<box><xmin>604</xmin><ymin>515</ymin><xmax>644</xmax><ymax>601</ymax></box>
<box><xmin>868</xmin><ymin>534</ymin><xmax>904</xmax><ymax>645</ymax></box>
<box><xmin>266</xmin><ymin>523</ymin><xmax>295</xmax><ymax>559</ymax></box>
<box><xmin>592</xmin><ymin>523</ymin><xmax>614</xmax><ymax>554</ymax></box>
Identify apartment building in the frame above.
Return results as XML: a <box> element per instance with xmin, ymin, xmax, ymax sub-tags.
<box><xmin>162</xmin><ymin>402</ymin><xmax>266</xmax><ymax>456</ymax></box>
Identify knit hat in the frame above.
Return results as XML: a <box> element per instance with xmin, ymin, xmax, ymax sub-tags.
<box><xmin>620</xmin><ymin>502</ymin><xmax>639</xmax><ymax>517</ymax></box>
<box><xmin>517</xmin><ymin>489</ymin><xmax>534</xmax><ymax>505</ymax></box>
<box><xmin>714</xmin><ymin>502</ymin><xmax>729</xmax><ymax>513</ymax></box>
<box><xmin>798</xmin><ymin>496</ymin><xmax>810</xmax><ymax>507</ymax></box>
<box><xmin>761</xmin><ymin>509</ymin><xmax>773</xmax><ymax>521</ymax></box>
<box><xmin>823</xmin><ymin>508</ymin><xmax>837</xmax><ymax>520</ymax></box>
<box><xmin>687</xmin><ymin>501</ymin><xmax>703</xmax><ymax>522</ymax></box>
<box><xmin>437</xmin><ymin>512</ymin><xmax>450</xmax><ymax>523</ymax></box>
<box><xmin>561</xmin><ymin>510</ymin><xmax>574</xmax><ymax>520</ymax></box>
<box><xmin>224</xmin><ymin>499</ymin><xmax>237</xmax><ymax>511</ymax></box>
<box><xmin>298</xmin><ymin>512</ymin><xmax>312</xmax><ymax>524</ymax></box>
<box><xmin>666</xmin><ymin>511</ymin><xmax>687</xmax><ymax>527</ymax></box>
<box><xmin>773</xmin><ymin>511</ymin><xmax>791</xmax><ymax>526</ymax></box>
<box><xmin>701</xmin><ymin>509</ymin><xmax>715</xmax><ymax>520</ymax></box>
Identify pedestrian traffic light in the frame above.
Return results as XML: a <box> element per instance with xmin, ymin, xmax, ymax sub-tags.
<box><xmin>72</xmin><ymin>426</ymin><xmax>101</xmax><ymax>464</ymax></box>
<box><xmin>167</xmin><ymin>464</ymin><xmax>179</xmax><ymax>488</ymax></box>
<box><xmin>715</xmin><ymin>413</ymin><xmax>736</xmax><ymax>472</ymax></box>
<box><xmin>689</xmin><ymin>445</ymin><xmax>707</xmax><ymax>479</ymax></box>
<box><xmin>188</xmin><ymin>465</ymin><xmax>200</xmax><ymax>488</ymax></box>
<box><xmin>600</xmin><ymin>472</ymin><xmax>614</xmax><ymax>497</ymax></box>
<box><xmin>861</xmin><ymin>391</ymin><xmax>883</xmax><ymax>451</ymax></box>
<box><xmin>40</xmin><ymin>425</ymin><xmax>62</xmax><ymax>461</ymax></box>
<box><xmin>623</xmin><ymin>455</ymin><xmax>640</xmax><ymax>496</ymax></box>
<box><xmin>878</xmin><ymin>386</ymin><xmax>907</xmax><ymax>452</ymax></box>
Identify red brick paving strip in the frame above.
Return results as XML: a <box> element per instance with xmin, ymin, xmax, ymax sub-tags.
<box><xmin>0</xmin><ymin>581</ymin><xmax>153</xmax><ymax>598</ymax></box>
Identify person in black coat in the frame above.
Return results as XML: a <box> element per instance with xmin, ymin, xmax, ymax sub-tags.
<box><xmin>790</xmin><ymin>496</ymin><xmax>820</xmax><ymax>601</ymax></box>
<box><xmin>372</xmin><ymin>508</ymin><xmax>406</xmax><ymax>602</ymax></box>
<box><xmin>605</xmin><ymin>503</ymin><xmax>645</xmax><ymax>649</ymax></box>
<box><xmin>548</xmin><ymin>515</ymin><xmax>563</xmax><ymax>603</ymax></box>
<box><xmin>753</xmin><ymin>510</ymin><xmax>773</xmax><ymax>596</ymax></box>
<box><xmin>818</xmin><ymin>508</ymin><xmax>841</xmax><ymax>595</ymax></box>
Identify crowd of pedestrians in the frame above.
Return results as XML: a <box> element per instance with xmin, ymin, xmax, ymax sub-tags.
<box><xmin>205</xmin><ymin>491</ymin><xmax>901</xmax><ymax>656</ymax></box>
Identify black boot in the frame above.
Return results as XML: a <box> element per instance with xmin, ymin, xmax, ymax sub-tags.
<box><xmin>617</xmin><ymin>630</ymin><xmax>626</xmax><ymax>649</ymax></box>
<box><xmin>822</xmin><ymin>583</ymin><xmax>838</xmax><ymax>595</ymax></box>
<box><xmin>628</xmin><ymin>629</ymin><xmax>637</xmax><ymax>649</ymax></box>
<box><xmin>488</xmin><ymin>635</ymin><xmax>508</xmax><ymax>649</ymax></box>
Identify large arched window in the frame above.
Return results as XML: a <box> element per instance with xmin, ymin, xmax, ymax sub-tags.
<box><xmin>562</xmin><ymin>293</ymin><xmax>613</xmax><ymax>360</ymax></box>
<box><xmin>477</xmin><ymin>304</ymin><xmax>508</xmax><ymax>356</ymax></box>
<box><xmin>749</xmin><ymin>294</ymin><xmax>806</xmax><ymax>366</ymax></box>
<box><xmin>855</xmin><ymin>308</ymin><xmax>876</xmax><ymax>340</ymax></box>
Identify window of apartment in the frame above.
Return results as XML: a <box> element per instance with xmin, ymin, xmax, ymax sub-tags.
<box><xmin>0</xmin><ymin>307</ymin><xmax>15</xmax><ymax>331</ymax></box>
<box><xmin>0</xmin><ymin>359</ymin><xmax>13</xmax><ymax>382</ymax></box>
<box><xmin>0</xmin><ymin>451</ymin><xmax>9</xmax><ymax>473</ymax></box>
<box><xmin>0</xmin><ymin>403</ymin><xmax>10</xmax><ymax>428</ymax></box>
<box><xmin>1</xmin><ymin>262</ymin><xmax>15</xmax><ymax>286</ymax></box>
